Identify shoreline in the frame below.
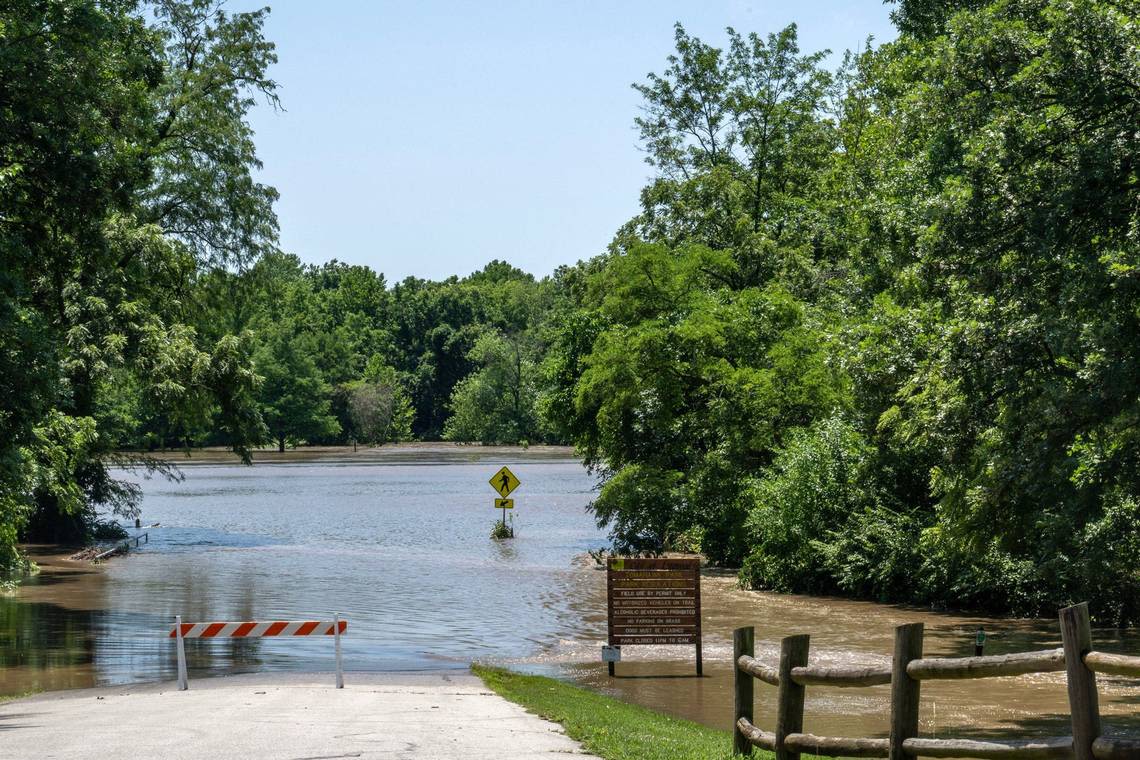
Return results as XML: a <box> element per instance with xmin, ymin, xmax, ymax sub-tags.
<box><xmin>114</xmin><ymin>441</ymin><xmax>579</xmax><ymax>465</ymax></box>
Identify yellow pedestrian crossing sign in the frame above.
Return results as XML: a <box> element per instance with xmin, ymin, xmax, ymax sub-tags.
<box><xmin>489</xmin><ymin>466</ymin><xmax>520</xmax><ymax>497</ymax></box>
<box><xmin>495</xmin><ymin>498</ymin><xmax>514</xmax><ymax>510</ymax></box>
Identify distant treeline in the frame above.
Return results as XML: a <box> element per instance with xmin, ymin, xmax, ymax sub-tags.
<box><xmin>4</xmin><ymin>0</ymin><xmax>1139</xmax><ymax>625</ymax></box>
<box><xmin>124</xmin><ymin>255</ymin><xmax>563</xmax><ymax>453</ymax></box>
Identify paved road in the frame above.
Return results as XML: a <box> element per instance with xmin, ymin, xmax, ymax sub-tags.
<box><xmin>0</xmin><ymin>671</ymin><xmax>600</xmax><ymax>759</ymax></box>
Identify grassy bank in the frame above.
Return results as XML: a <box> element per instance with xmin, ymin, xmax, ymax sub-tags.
<box><xmin>472</xmin><ymin>665</ymin><xmax>752</xmax><ymax>760</ymax></box>
<box><xmin>0</xmin><ymin>690</ymin><xmax>40</xmax><ymax>704</ymax></box>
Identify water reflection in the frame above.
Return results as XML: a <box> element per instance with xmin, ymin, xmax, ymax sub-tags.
<box><xmin>0</xmin><ymin>599</ymin><xmax>103</xmax><ymax>693</ymax></box>
<box><xmin>492</xmin><ymin>537</ymin><xmax>519</xmax><ymax>562</ymax></box>
<box><xmin>3</xmin><ymin>455</ymin><xmax>605</xmax><ymax>691</ymax></box>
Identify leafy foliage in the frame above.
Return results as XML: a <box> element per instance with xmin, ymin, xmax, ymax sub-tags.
<box><xmin>0</xmin><ymin>0</ymin><xmax>273</xmax><ymax>558</ymax></box>
<box><xmin>343</xmin><ymin>359</ymin><xmax>413</xmax><ymax>444</ymax></box>
<box><xmin>254</xmin><ymin>324</ymin><xmax>339</xmax><ymax>452</ymax></box>
<box><xmin>547</xmin><ymin>6</ymin><xmax>1140</xmax><ymax>621</ymax></box>
<box><xmin>4</xmin><ymin>0</ymin><xmax>1138</xmax><ymax>624</ymax></box>
<box><xmin>444</xmin><ymin>331</ymin><xmax>543</xmax><ymax>445</ymax></box>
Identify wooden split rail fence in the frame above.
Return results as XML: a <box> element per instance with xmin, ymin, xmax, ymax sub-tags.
<box><xmin>733</xmin><ymin>602</ymin><xmax>1140</xmax><ymax>760</ymax></box>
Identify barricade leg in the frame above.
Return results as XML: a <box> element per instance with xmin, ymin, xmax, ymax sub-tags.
<box><xmin>175</xmin><ymin>615</ymin><xmax>189</xmax><ymax>691</ymax></box>
<box><xmin>334</xmin><ymin>612</ymin><xmax>344</xmax><ymax>689</ymax></box>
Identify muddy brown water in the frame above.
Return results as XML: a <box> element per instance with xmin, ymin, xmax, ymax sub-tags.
<box><xmin>2</xmin><ymin>446</ymin><xmax>1137</xmax><ymax>739</ymax></box>
<box><xmin>530</xmin><ymin>570</ymin><xmax>1140</xmax><ymax>738</ymax></box>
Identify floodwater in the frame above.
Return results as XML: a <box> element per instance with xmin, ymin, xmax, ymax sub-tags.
<box><xmin>2</xmin><ymin>447</ymin><xmax>1138</xmax><ymax>740</ymax></box>
<box><xmin>539</xmin><ymin>573</ymin><xmax>1140</xmax><ymax>738</ymax></box>
<box><xmin>2</xmin><ymin>447</ymin><xmax>603</xmax><ymax>693</ymax></box>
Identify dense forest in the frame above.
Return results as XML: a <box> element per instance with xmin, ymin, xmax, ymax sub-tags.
<box><xmin>127</xmin><ymin>254</ymin><xmax>560</xmax><ymax>451</ymax></box>
<box><xmin>3</xmin><ymin>0</ymin><xmax>1138</xmax><ymax>624</ymax></box>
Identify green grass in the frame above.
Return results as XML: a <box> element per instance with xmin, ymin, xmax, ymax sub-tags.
<box><xmin>472</xmin><ymin>664</ymin><xmax>759</xmax><ymax>760</ymax></box>
<box><xmin>0</xmin><ymin>689</ymin><xmax>40</xmax><ymax>704</ymax></box>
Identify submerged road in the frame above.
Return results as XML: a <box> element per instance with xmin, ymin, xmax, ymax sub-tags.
<box><xmin>0</xmin><ymin>671</ymin><xmax>600</xmax><ymax>759</ymax></box>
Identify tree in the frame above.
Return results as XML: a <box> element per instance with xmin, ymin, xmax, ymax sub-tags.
<box><xmin>343</xmin><ymin>359</ymin><xmax>413</xmax><ymax>445</ymax></box>
<box><xmin>887</xmin><ymin>0</ymin><xmax>988</xmax><ymax>39</ymax></box>
<box><xmin>548</xmin><ymin>5</ymin><xmax>1140</xmax><ymax>621</ymax></box>
<box><xmin>144</xmin><ymin>0</ymin><xmax>280</xmax><ymax>265</ymax></box>
<box><xmin>628</xmin><ymin>22</ymin><xmax>836</xmax><ymax>273</ymax></box>
<box><xmin>861</xmin><ymin>0</ymin><xmax>1140</xmax><ymax>615</ymax></box>
<box><xmin>1</xmin><ymin>0</ymin><xmax>275</xmax><ymax>554</ymax></box>
<box><xmin>254</xmin><ymin>326</ymin><xmax>339</xmax><ymax>452</ymax></box>
<box><xmin>564</xmin><ymin>242</ymin><xmax>847</xmax><ymax>561</ymax></box>
<box><xmin>444</xmin><ymin>330</ymin><xmax>544</xmax><ymax>444</ymax></box>
<box><xmin>549</xmin><ymin>25</ymin><xmax>846</xmax><ymax>562</ymax></box>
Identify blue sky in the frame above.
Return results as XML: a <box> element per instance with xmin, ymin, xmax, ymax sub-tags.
<box><xmin>241</xmin><ymin>1</ymin><xmax>897</xmax><ymax>282</ymax></box>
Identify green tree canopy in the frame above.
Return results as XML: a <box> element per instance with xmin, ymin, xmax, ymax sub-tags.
<box><xmin>1</xmin><ymin>0</ymin><xmax>276</xmax><ymax>553</ymax></box>
<box><xmin>254</xmin><ymin>324</ymin><xmax>339</xmax><ymax>452</ymax></box>
<box><xmin>444</xmin><ymin>330</ymin><xmax>545</xmax><ymax>445</ymax></box>
<box><xmin>545</xmin><ymin>3</ymin><xmax>1140</xmax><ymax>623</ymax></box>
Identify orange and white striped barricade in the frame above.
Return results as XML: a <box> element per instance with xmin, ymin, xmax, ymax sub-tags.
<box><xmin>170</xmin><ymin>614</ymin><xmax>347</xmax><ymax>691</ymax></box>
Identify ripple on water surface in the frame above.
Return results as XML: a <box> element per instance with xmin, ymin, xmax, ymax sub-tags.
<box><xmin>2</xmin><ymin>455</ymin><xmax>606</xmax><ymax>692</ymax></box>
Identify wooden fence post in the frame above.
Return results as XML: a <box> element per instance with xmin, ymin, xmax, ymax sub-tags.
<box><xmin>1060</xmin><ymin>603</ymin><xmax>1100</xmax><ymax>760</ymax></box>
<box><xmin>889</xmin><ymin>622</ymin><xmax>924</xmax><ymax>760</ymax></box>
<box><xmin>775</xmin><ymin>634</ymin><xmax>810</xmax><ymax>760</ymax></box>
<box><xmin>734</xmin><ymin>626</ymin><xmax>755</xmax><ymax>756</ymax></box>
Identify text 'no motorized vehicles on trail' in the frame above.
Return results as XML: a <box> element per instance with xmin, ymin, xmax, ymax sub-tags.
<box><xmin>605</xmin><ymin>557</ymin><xmax>703</xmax><ymax>675</ymax></box>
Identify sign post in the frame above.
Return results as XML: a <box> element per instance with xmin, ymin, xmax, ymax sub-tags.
<box><xmin>489</xmin><ymin>466</ymin><xmax>520</xmax><ymax>533</ymax></box>
<box><xmin>605</xmin><ymin>557</ymin><xmax>702</xmax><ymax>676</ymax></box>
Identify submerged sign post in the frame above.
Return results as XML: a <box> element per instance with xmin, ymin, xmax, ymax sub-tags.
<box><xmin>605</xmin><ymin>557</ymin><xmax>702</xmax><ymax>676</ymax></box>
<box><xmin>489</xmin><ymin>466</ymin><xmax>520</xmax><ymax>531</ymax></box>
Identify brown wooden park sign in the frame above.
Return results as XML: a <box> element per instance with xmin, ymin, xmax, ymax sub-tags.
<box><xmin>605</xmin><ymin>556</ymin><xmax>702</xmax><ymax>675</ymax></box>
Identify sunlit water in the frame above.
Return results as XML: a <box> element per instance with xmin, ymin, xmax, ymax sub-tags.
<box><xmin>3</xmin><ymin>448</ymin><xmax>1137</xmax><ymax>738</ymax></box>
<box><xmin>2</xmin><ymin>449</ymin><xmax>605</xmax><ymax>692</ymax></box>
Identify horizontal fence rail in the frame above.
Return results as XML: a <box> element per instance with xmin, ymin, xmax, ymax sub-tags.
<box><xmin>790</xmin><ymin>732</ymin><xmax>890</xmax><ymax>758</ymax></box>
<box><xmin>792</xmin><ymin>663</ymin><xmax>892</xmax><ymax>688</ymax></box>
<box><xmin>907</xmin><ymin>648</ymin><xmax>1067</xmax><ymax>680</ymax></box>
<box><xmin>738</xmin><ymin>654</ymin><xmax>781</xmax><ymax>686</ymax></box>
<box><xmin>1093</xmin><ymin>737</ymin><xmax>1140</xmax><ymax>760</ymax></box>
<box><xmin>171</xmin><ymin>614</ymin><xmax>346</xmax><ymax>691</ymax></box>
<box><xmin>903</xmin><ymin>736</ymin><xmax>1074</xmax><ymax>759</ymax></box>
<box><xmin>732</xmin><ymin>603</ymin><xmax>1140</xmax><ymax>760</ymax></box>
<box><xmin>1084</xmin><ymin>653</ymin><xmax>1140</xmax><ymax>679</ymax></box>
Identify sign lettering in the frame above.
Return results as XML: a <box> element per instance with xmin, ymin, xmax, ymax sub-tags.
<box><xmin>605</xmin><ymin>557</ymin><xmax>702</xmax><ymax>676</ymax></box>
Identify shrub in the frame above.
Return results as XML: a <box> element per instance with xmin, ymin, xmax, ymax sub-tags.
<box><xmin>490</xmin><ymin>520</ymin><xmax>513</xmax><ymax>540</ymax></box>
<box><xmin>1073</xmin><ymin>493</ymin><xmax>1140</xmax><ymax>627</ymax></box>
<box><xmin>91</xmin><ymin>520</ymin><xmax>128</xmax><ymax>541</ymax></box>
<box><xmin>741</xmin><ymin>415</ymin><xmax>875</xmax><ymax>593</ymax></box>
